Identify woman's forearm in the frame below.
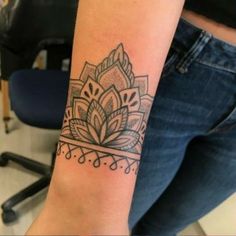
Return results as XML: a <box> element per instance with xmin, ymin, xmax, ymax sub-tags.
<box><xmin>27</xmin><ymin>0</ymin><xmax>184</xmax><ymax>235</ymax></box>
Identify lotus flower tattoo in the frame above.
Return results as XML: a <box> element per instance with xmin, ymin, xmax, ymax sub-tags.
<box><xmin>58</xmin><ymin>44</ymin><xmax>153</xmax><ymax>174</ymax></box>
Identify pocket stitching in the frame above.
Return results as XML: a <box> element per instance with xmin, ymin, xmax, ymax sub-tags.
<box><xmin>162</xmin><ymin>53</ymin><xmax>178</xmax><ymax>78</ymax></box>
<box><xmin>208</xmin><ymin>106</ymin><xmax>236</xmax><ymax>134</ymax></box>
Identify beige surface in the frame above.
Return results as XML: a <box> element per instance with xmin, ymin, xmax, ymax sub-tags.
<box><xmin>180</xmin><ymin>222</ymin><xmax>206</xmax><ymax>236</ymax></box>
<box><xmin>0</xmin><ymin>101</ymin><xmax>60</xmax><ymax>235</ymax></box>
<box><xmin>199</xmin><ymin>194</ymin><xmax>236</xmax><ymax>235</ymax></box>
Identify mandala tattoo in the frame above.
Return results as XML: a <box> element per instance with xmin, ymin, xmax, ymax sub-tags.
<box><xmin>57</xmin><ymin>44</ymin><xmax>153</xmax><ymax>174</ymax></box>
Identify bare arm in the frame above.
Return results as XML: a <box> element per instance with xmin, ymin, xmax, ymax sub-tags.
<box><xmin>27</xmin><ymin>0</ymin><xmax>184</xmax><ymax>235</ymax></box>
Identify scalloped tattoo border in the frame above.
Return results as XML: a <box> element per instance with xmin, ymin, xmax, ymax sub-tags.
<box><xmin>57</xmin><ymin>44</ymin><xmax>153</xmax><ymax>174</ymax></box>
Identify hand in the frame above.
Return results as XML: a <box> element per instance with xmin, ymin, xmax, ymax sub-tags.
<box><xmin>27</xmin><ymin>205</ymin><xmax>130</xmax><ymax>235</ymax></box>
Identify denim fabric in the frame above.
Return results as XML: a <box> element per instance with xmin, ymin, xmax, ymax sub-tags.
<box><xmin>129</xmin><ymin>19</ymin><xmax>236</xmax><ymax>236</ymax></box>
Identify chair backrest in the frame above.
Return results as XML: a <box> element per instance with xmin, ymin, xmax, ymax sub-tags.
<box><xmin>0</xmin><ymin>0</ymin><xmax>78</xmax><ymax>78</ymax></box>
<box><xmin>0</xmin><ymin>0</ymin><xmax>78</xmax><ymax>52</ymax></box>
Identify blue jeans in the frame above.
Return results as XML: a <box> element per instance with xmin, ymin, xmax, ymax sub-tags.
<box><xmin>129</xmin><ymin>19</ymin><xmax>236</xmax><ymax>235</ymax></box>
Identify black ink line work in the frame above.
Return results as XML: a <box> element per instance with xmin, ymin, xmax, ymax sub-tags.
<box><xmin>58</xmin><ymin>44</ymin><xmax>153</xmax><ymax>174</ymax></box>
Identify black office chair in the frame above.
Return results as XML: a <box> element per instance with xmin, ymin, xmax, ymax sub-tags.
<box><xmin>0</xmin><ymin>0</ymin><xmax>78</xmax><ymax>224</ymax></box>
<box><xmin>0</xmin><ymin>69</ymin><xmax>70</xmax><ymax>223</ymax></box>
<box><xmin>0</xmin><ymin>0</ymin><xmax>78</xmax><ymax>133</ymax></box>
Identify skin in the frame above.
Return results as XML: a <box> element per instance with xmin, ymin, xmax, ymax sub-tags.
<box><xmin>182</xmin><ymin>9</ymin><xmax>236</xmax><ymax>45</ymax></box>
<box><xmin>26</xmin><ymin>0</ymin><xmax>184</xmax><ymax>235</ymax></box>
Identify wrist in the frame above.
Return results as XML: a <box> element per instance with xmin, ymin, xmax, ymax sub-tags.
<box><xmin>37</xmin><ymin>170</ymin><xmax>130</xmax><ymax>233</ymax></box>
<box><xmin>27</xmin><ymin>205</ymin><xmax>129</xmax><ymax>235</ymax></box>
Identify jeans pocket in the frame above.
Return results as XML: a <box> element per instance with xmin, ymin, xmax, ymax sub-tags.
<box><xmin>209</xmin><ymin>105</ymin><xmax>236</xmax><ymax>133</ymax></box>
<box><xmin>161</xmin><ymin>47</ymin><xmax>178</xmax><ymax>78</ymax></box>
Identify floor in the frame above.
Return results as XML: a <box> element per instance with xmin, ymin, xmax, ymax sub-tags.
<box><xmin>0</xmin><ymin>94</ymin><xmax>205</xmax><ymax>235</ymax></box>
<box><xmin>0</xmin><ymin>106</ymin><xmax>60</xmax><ymax>235</ymax></box>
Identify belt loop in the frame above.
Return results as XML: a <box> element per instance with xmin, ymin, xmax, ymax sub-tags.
<box><xmin>176</xmin><ymin>31</ymin><xmax>212</xmax><ymax>74</ymax></box>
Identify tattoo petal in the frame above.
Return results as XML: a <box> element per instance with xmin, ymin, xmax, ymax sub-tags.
<box><xmin>100</xmin><ymin>121</ymin><xmax>107</xmax><ymax>143</ymax></box>
<box><xmin>105</xmin><ymin>130</ymin><xmax>140</xmax><ymax>150</ymax></box>
<box><xmin>70</xmin><ymin>119</ymin><xmax>93</xmax><ymax>143</ymax></box>
<box><xmin>87</xmin><ymin>100</ymin><xmax>106</xmax><ymax>134</ymax></box>
<box><xmin>80</xmin><ymin>77</ymin><xmax>104</xmax><ymax>103</ymax></box>
<box><xmin>99</xmin><ymin>86</ymin><xmax>121</xmax><ymax>114</ymax></box>
<box><xmin>106</xmin><ymin>107</ymin><xmax>128</xmax><ymax>136</ymax></box>
<box><xmin>111</xmin><ymin>44</ymin><xmax>134</xmax><ymax>85</ymax></box>
<box><xmin>102</xmin><ymin>131</ymin><xmax>122</xmax><ymax>145</ymax></box>
<box><xmin>127</xmin><ymin>112</ymin><xmax>144</xmax><ymax>131</ymax></box>
<box><xmin>97</xmin><ymin>62</ymin><xmax>131</xmax><ymax>91</ymax></box>
<box><xmin>120</xmin><ymin>88</ymin><xmax>141</xmax><ymax>112</ymax></box>
<box><xmin>140</xmin><ymin>95</ymin><xmax>153</xmax><ymax>122</ymax></box>
<box><xmin>79</xmin><ymin>62</ymin><xmax>96</xmax><ymax>81</ymax></box>
<box><xmin>61</xmin><ymin>126</ymin><xmax>71</xmax><ymax>136</ymax></box>
<box><xmin>63</xmin><ymin>107</ymin><xmax>73</xmax><ymax>126</ymax></box>
<box><xmin>133</xmin><ymin>76</ymin><xmax>149</xmax><ymax>96</ymax></box>
<box><xmin>139</xmin><ymin>121</ymin><xmax>147</xmax><ymax>143</ymax></box>
<box><xmin>87</xmin><ymin>123</ymin><xmax>100</xmax><ymax>144</ymax></box>
<box><xmin>73</xmin><ymin>98</ymin><xmax>89</xmax><ymax>120</ymax></box>
<box><xmin>67</xmin><ymin>80</ymin><xmax>84</xmax><ymax>106</ymax></box>
<box><xmin>129</xmin><ymin>141</ymin><xmax>142</xmax><ymax>154</ymax></box>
